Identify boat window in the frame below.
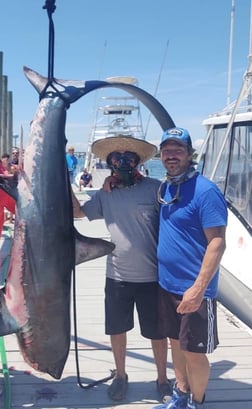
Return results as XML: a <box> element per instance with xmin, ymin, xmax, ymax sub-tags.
<box><xmin>202</xmin><ymin>122</ymin><xmax>252</xmax><ymax>226</ymax></box>
<box><xmin>226</xmin><ymin>124</ymin><xmax>252</xmax><ymax>225</ymax></box>
<box><xmin>202</xmin><ymin>126</ymin><xmax>230</xmax><ymax>192</ymax></box>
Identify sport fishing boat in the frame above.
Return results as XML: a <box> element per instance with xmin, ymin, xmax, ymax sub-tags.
<box><xmin>76</xmin><ymin>76</ymin><xmax>148</xmax><ymax>194</ymax></box>
<box><xmin>197</xmin><ymin>0</ymin><xmax>252</xmax><ymax>328</ymax></box>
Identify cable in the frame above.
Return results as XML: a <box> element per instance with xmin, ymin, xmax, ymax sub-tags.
<box><xmin>72</xmin><ymin>265</ymin><xmax>115</xmax><ymax>389</ymax></box>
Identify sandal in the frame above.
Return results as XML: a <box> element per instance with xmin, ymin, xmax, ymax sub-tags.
<box><xmin>156</xmin><ymin>378</ymin><xmax>173</xmax><ymax>403</ymax></box>
<box><xmin>107</xmin><ymin>374</ymin><xmax>128</xmax><ymax>401</ymax></box>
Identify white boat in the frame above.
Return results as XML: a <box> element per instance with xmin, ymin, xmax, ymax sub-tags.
<box><xmin>197</xmin><ymin>0</ymin><xmax>252</xmax><ymax>328</ymax></box>
<box><xmin>77</xmin><ymin>76</ymin><xmax>149</xmax><ymax>194</ymax></box>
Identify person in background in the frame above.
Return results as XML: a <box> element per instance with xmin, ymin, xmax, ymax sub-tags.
<box><xmin>95</xmin><ymin>159</ymin><xmax>104</xmax><ymax>169</ymax></box>
<box><xmin>0</xmin><ymin>189</ymin><xmax>15</xmax><ymax>233</ymax></box>
<box><xmin>153</xmin><ymin>127</ymin><xmax>227</xmax><ymax>409</ymax></box>
<box><xmin>79</xmin><ymin>168</ymin><xmax>93</xmax><ymax>191</ymax></box>
<box><xmin>4</xmin><ymin>149</ymin><xmax>20</xmax><ymax>223</ymax></box>
<box><xmin>9</xmin><ymin>148</ymin><xmax>20</xmax><ymax>174</ymax></box>
<box><xmin>0</xmin><ymin>153</ymin><xmax>11</xmax><ymax>174</ymax></box>
<box><xmin>72</xmin><ymin>135</ymin><xmax>172</xmax><ymax>403</ymax></box>
<box><xmin>66</xmin><ymin>146</ymin><xmax>78</xmax><ymax>184</ymax></box>
<box><xmin>0</xmin><ymin>154</ymin><xmax>16</xmax><ymax>232</ymax></box>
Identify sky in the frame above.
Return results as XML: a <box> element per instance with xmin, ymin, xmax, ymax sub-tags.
<box><xmin>0</xmin><ymin>0</ymin><xmax>251</xmax><ymax>152</ymax></box>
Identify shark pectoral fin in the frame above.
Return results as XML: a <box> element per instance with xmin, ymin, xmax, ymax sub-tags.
<box><xmin>74</xmin><ymin>229</ymin><xmax>115</xmax><ymax>265</ymax></box>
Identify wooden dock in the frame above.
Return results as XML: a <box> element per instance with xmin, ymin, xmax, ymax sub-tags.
<box><xmin>1</xmin><ymin>200</ymin><xmax>252</xmax><ymax>408</ymax></box>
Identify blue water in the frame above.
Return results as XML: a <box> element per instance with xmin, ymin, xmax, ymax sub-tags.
<box><xmin>145</xmin><ymin>159</ymin><xmax>166</xmax><ymax>181</ymax></box>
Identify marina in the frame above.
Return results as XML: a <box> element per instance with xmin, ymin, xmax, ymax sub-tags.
<box><xmin>1</xmin><ymin>207</ymin><xmax>252</xmax><ymax>409</ymax></box>
<box><xmin>0</xmin><ymin>1</ymin><xmax>252</xmax><ymax>408</ymax></box>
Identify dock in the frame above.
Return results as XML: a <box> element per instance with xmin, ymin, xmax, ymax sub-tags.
<box><xmin>1</xmin><ymin>195</ymin><xmax>252</xmax><ymax>408</ymax></box>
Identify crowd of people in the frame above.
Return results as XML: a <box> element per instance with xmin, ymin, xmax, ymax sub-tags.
<box><xmin>0</xmin><ymin>148</ymin><xmax>20</xmax><ymax>235</ymax></box>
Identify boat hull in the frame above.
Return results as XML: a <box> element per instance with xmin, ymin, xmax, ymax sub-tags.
<box><xmin>218</xmin><ymin>265</ymin><xmax>252</xmax><ymax>329</ymax></box>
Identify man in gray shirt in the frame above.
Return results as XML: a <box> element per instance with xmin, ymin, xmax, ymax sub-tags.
<box><xmin>72</xmin><ymin>135</ymin><xmax>171</xmax><ymax>402</ymax></box>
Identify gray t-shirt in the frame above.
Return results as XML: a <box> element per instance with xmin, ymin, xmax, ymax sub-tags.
<box><xmin>82</xmin><ymin>177</ymin><xmax>161</xmax><ymax>283</ymax></box>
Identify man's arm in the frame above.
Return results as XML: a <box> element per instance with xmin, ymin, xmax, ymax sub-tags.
<box><xmin>71</xmin><ymin>189</ymin><xmax>85</xmax><ymax>218</ymax></box>
<box><xmin>177</xmin><ymin>225</ymin><xmax>226</xmax><ymax>314</ymax></box>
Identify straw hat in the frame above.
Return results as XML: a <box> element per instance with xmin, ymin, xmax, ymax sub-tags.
<box><xmin>92</xmin><ymin>135</ymin><xmax>157</xmax><ymax>163</ymax></box>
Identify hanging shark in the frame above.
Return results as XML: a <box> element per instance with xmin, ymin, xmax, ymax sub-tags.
<box><xmin>0</xmin><ymin>68</ymin><xmax>116</xmax><ymax>379</ymax></box>
<box><xmin>0</xmin><ymin>67</ymin><xmax>175</xmax><ymax>379</ymax></box>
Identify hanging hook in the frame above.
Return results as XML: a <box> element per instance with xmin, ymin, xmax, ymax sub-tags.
<box><xmin>42</xmin><ymin>0</ymin><xmax>56</xmax><ymax>14</ymax></box>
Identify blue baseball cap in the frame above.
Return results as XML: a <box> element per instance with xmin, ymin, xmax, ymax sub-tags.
<box><xmin>160</xmin><ymin>127</ymin><xmax>193</xmax><ymax>149</ymax></box>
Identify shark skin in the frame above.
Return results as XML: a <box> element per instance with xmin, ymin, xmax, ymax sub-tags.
<box><xmin>0</xmin><ymin>68</ymin><xmax>115</xmax><ymax>379</ymax></box>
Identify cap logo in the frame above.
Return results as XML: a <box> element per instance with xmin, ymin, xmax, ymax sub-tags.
<box><xmin>168</xmin><ymin>129</ymin><xmax>183</xmax><ymax>136</ymax></box>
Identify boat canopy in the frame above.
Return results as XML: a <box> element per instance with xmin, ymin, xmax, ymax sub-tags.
<box><xmin>203</xmin><ymin>111</ymin><xmax>252</xmax><ymax>126</ymax></box>
<box><xmin>101</xmin><ymin>105</ymin><xmax>136</xmax><ymax>115</ymax></box>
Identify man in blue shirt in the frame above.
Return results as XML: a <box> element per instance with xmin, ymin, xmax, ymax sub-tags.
<box><xmin>66</xmin><ymin>146</ymin><xmax>78</xmax><ymax>184</ymax></box>
<box><xmin>154</xmin><ymin>127</ymin><xmax>227</xmax><ymax>409</ymax></box>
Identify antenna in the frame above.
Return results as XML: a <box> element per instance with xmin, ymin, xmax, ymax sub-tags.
<box><xmin>226</xmin><ymin>0</ymin><xmax>235</xmax><ymax>106</ymax></box>
<box><xmin>247</xmin><ymin>0</ymin><xmax>252</xmax><ymax>106</ymax></box>
<box><xmin>249</xmin><ymin>0</ymin><xmax>252</xmax><ymax>61</ymax></box>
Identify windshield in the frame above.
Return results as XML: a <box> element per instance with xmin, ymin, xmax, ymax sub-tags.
<box><xmin>201</xmin><ymin>122</ymin><xmax>252</xmax><ymax>227</ymax></box>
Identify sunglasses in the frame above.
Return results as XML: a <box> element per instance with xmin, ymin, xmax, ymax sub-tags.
<box><xmin>107</xmin><ymin>151</ymin><xmax>140</xmax><ymax>165</ymax></box>
<box><xmin>157</xmin><ymin>181</ymin><xmax>181</xmax><ymax>205</ymax></box>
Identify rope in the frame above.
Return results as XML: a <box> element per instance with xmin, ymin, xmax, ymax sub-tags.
<box><xmin>72</xmin><ymin>265</ymin><xmax>115</xmax><ymax>389</ymax></box>
<box><xmin>42</xmin><ymin>0</ymin><xmax>56</xmax><ymax>80</ymax></box>
<box><xmin>40</xmin><ymin>1</ymin><xmax>57</xmax><ymax>99</ymax></box>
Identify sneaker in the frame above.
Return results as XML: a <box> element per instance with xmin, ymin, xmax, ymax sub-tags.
<box><xmin>156</xmin><ymin>379</ymin><xmax>173</xmax><ymax>402</ymax></box>
<box><xmin>186</xmin><ymin>394</ymin><xmax>205</xmax><ymax>409</ymax></box>
<box><xmin>152</xmin><ymin>384</ymin><xmax>189</xmax><ymax>409</ymax></box>
<box><xmin>107</xmin><ymin>374</ymin><xmax>128</xmax><ymax>401</ymax></box>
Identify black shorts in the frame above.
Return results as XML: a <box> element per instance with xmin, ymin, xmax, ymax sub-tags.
<box><xmin>105</xmin><ymin>278</ymin><xmax>164</xmax><ymax>339</ymax></box>
<box><xmin>158</xmin><ymin>286</ymin><xmax>219</xmax><ymax>353</ymax></box>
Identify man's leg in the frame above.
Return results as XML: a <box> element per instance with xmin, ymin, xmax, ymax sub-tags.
<box><xmin>184</xmin><ymin>351</ymin><xmax>209</xmax><ymax>404</ymax></box>
<box><xmin>151</xmin><ymin>338</ymin><xmax>168</xmax><ymax>384</ymax></box>
<box><xmin>170</xmin><ymin>338</ymin><xmax>189</xmax><ymax>393</ymax></box>
<box><xmin>108</xmin><ymin>332</ymin><xmax>128</xmax><ymax>401</ymax></box>
<box><xmin>152</xmin><ymin>338</ymin><xmax>173</xmax><ymax>402</ymax></box>
<box><xmin>110</xmin><ymin>333</ymin><xmax>127</xmax><ymax>379</ymax></box>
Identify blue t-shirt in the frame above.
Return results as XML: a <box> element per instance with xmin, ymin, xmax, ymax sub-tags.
<box><xmin>66</xmin><ymin>154</ymin><xmax>78</xmax><ymax>173</ymax></box>
<box><xmin>158</xmin><ymin>174</ymin><xmax>227</xmax><ymax>298</ymax></box>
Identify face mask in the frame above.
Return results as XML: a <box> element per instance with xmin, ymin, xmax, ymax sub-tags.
<box><xmin>107</xmin><ymin>151</ymin><xmax>140</xmax><ymax>186</ymax></box>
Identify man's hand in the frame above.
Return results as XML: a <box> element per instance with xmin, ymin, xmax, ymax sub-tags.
<box><xmin>177</xmin><ymin>285</ymin><xmax>204</xmax><ymax>314</ymax></box>
<box><xmin>102</xmin><ymin>175</ymin><xmax>121</xmax><ymax>192</ymax></box>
